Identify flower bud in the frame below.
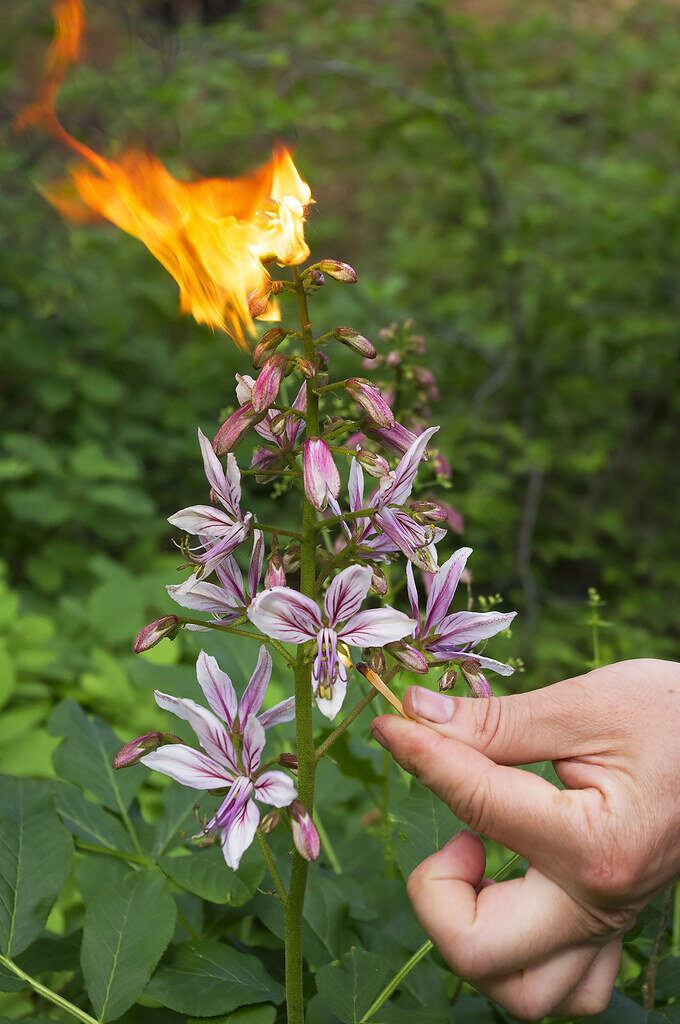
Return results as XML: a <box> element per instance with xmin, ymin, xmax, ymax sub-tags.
<box><xmin>270</xmin><ymin>280</ymin><xmax>286</xmax><ymax>295</ymax></box>
<box><xmin>253</xmin><ymin>327</ymin><xmax>288</xmax><ymax>369</ymax></box>
<box><xmin>213</xmin><ymin>403</ymin><xmax>259</xmax><ymax>455</ymax></box>
<box><xmin>288</xmin><ymin>799</ymin><xmax>320</xmax><ymax>862</ymax></box>
<box><xmin>387</xmin><ymin>351</ymin><xmax>401</xmax><ymax>367</ymax></box>
<box><xmin>252</xmin><ymin>354</ymin><xmax>288</xmax><ymax>414</ymax></box>
<box><xmin>304</xmin><ymin>269</ymin><xmax>325</xmax><ymax>293</ymax></box>
<box><xmin>438</xmin><ymin>669</ymin><xmax>457</xmax><ymax>692</ymax></box>
<box><xmin>365</xmin><ymin>647</ymin><xmax>386</xmax><ymax>674</ymax></box>
<box><xmin>113</xmin><ymin>731</ymin><xmax>175</xmax><ymax>769</ymax></box>
<box><xmin>356</xmin><ymin>448</ymin><xmax>391</xmax><ymax>480</ymax></box>
<box><xmin>333</xmin><ymin>326</ymin><xmax>376</xmax><ymax>359</ymax></box>
<box><xmin>133</xmin><ymin>615</ymin><xmax>179</xmax><ymax>653</ymax></box>
<box><xmin>318</xmin><ymin>260</ymin><xmax>358</xmax><ymax>284</ymax></box>
<box><xmin>432</xmin><ymin>452</ymin><xmax>452</xmax><ymax>480</ymax></box>
<box><xmin>247</xmin><ymin>287</ymin><xmax>271</xmax><ymax>318</ymax></box>
<box><xmin>460</xmin><ymin>660</ymin><xmax>492</xmax><ymax>699</ymax></box>
<box><xmin>282</xmin><ymin>543</ymin><xmax>301</xmax><ymax>571</ymax></box>
<box><xmin>345</xmin><ymin>378</ymin><xmax>395</xmax><ymax>430</ymax></box>
<box><xmin>298</xmin><ymin>358</ymin><xmax>316</xmax><ymax>379</ymax></box>
<box><xmin>265</xmin><ymin>553</ymin><xmax>286</xmax><ymax>589</ymax></box>
<box><xmin>385</xmin><ymin>641</ymin><xmax>429</xmax><ymax>674</ymax></box>
<box><xmin>260</xmin><ymin>810</ymin><xmax>281</xmax><ymax>835</ymax></box>
<box><xmin>409</xmin><ymin>500</ymin><xmax>448</xmax><ymax>525</ymax></box>
<box><xmin>315</xmin><ymin>350</ymin><xmax>329</xmax><ymax>372</ymax></box>
<box><xmin>279</xmin><ymin>752</ymin><xmax>299</xmax><ymax>773</ymax></box>
<box><xmin>366</xmin><ymin>421</ymin><xmax>420</xmax><ymax>457</ymax></box>
<box><xmin>370</xmin><ymin>566</ymin><xmax>388</xmax><ymax>597</ymax></box>
<box><xmin>270</xmin><ymin>412</ymin><xmax>287</xmax><ymax>436</ymax></box>
<box><xmin>303</xmin><ymin>438</ymin><xmax>341</xmax><ymax>512</ymax></box>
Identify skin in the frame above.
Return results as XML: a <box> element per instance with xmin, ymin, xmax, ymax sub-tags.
<box><xmin>370</xmin><ymin>658</ymin><xmax>680</xmax><ymax>1020</ymax></box>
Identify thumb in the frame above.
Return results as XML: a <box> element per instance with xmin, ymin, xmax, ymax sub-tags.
<box><xmin>401</xmin><ymin>671</ymin><xmax>607</xmax><ymax>765</ymax></box>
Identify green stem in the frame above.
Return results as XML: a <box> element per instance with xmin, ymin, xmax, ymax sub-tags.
<box><xmin>314</xmin><ymin>689</ymin><xmax>378</xmax><ymax>762</ymax></box>
<box><xmin>116</xmin><ymin>797</ymin><xmax>144</xmax><ymax>859</ymax></box>
<box><xmin>0</xmin><ymin>953</ymin><xmax>99</xmax><ymax>1024</ymax></box>
<box><xmin>257</xmin><ymin>830</ymin><xmax>288</xmax><ymax>906</ymax></box>
<box><xmin>177</xmin><ymin>619</ymin><xmax>295</xmax><ymax>666</ymax></box>
<box><xmin>314</xmin><ymin>507</ymin><xmax>376</xmax><ymax>532</ymax></box>
<box><xmin>74</xmin><ymin>839</ymin><xmax>151</xmax><ymax>866</ymax></box>
<box><xmin>283</xmin><ymin>265</ymin><xmax>321</xmax><ymax>1024</ymax></box>
<box><xmin>360</xmin><ymin>940</ymin><xmax>433</xmax><ymax>1023</ymax></box>
<box><xmin>314</xmin><ymin>809</ymin><xmax>342</xmax><ymax>875</ymax></box>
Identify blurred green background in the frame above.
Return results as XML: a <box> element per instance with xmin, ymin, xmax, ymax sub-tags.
<box><xmin>2</xmin><ymin>0</ymin><xmax>680</xmax><ymax>773</ymax></box>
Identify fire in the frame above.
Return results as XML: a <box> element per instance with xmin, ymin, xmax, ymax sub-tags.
<box><xmin>17</xmin><ymin>0</ymin><xmax>312</xmax><ymax>346</ymax></box>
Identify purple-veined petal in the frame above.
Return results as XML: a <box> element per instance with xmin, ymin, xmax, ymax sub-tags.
<box><xmin>213</xmin><ymin>402</ymin><xmax>259</xmax><ymax>456</ymax></box>
<box><xmin>198</xmin><ymin>428</ymin><xmax>240</xmax><ymax>515</ymax></box>
<box><xmin>214</xmin><ymin>555</ymin><xmax>246</xmax><ymax>605</ymax></box>
<box><xmin>288</xmin><ymin>799</ymin><xmax>320</xmax><ymax>861</ymax></box>
<box><xmin>168</xmin><ymin>504</ymin><xmax>237</xmax><ymax>539</ymax></box>
<box><xmin>365</xmin><ymin>420</ymin><xmax>420</xmax><ymax>457</ymax></box>
<box><xmin>141</xmin><ymin>744</ymin><xmax>233</xmax><ymax>789</ymax></box>
<box><xmin>258</xmin><ymin>696</ymin><xmax>296</xmax><ymax>730</ymax></box>
<box><xmin>287</xmin><ymin>382</ymin><xmax>307</xmax><ymax>446</ymax></box>
<box><xmin>264</xmin><ymin>553</ymin><xmax>286</xmax><ymax>589</ymax></box>
<box><xmin>424</xmin><ymin>546</ymin><xmax>473</xmax><ymax>635</ymax></box>
<box><xmin>220</xmin><ymin>794</ymin><xmax>260</xmax><ymax>870</ymax></box>
<box><xmin>348</xmin><ymin>458</ymin><xmax>365</xmax><ymax>513</ymax></box>
<box><xmin>153</xmin><ymin>690</ymin><xmax>238</xmax><ymax>772</ymax></box>
<box><xmin>242</xmin><ymin>714</ymin><xmax>266</xmax><ymax>776</ymax></box>
<box><xmin>374</xmin><ymin>507</ymin><xmax>440</xmax><ymax>573</ymax></box>
<box><xmin>303</xmin><ymin>439</ymin><xmax>341</xmax><ymax>512</ymax></box>
<box><xmin>345</xmin><ymin>379</ymin><xmax>395</xmax><ymax>429</ymax></box>
<box><xmin>340</xmin><ymin>606</ymin><xmax>416</xmax><ymax>648</ymax></box>
<box><xmin>248</xmin><ymin>586</ymin><xmax>322</xmax><ymax>643</ymax></box>
<box><xmin>382</xmin><ymin>426</ymin><xmax>439</xmax><ymax>506</ymax></box>
<box><xmin>240</xmin><ymin>645</ymin><xmax>272</xmax><ymax>721</ymax></box>
<box><xmin>247</xmin><ymin>531</ymin><xmax>264</xmax><ymax>601</ymax></box>
<box><xmin>196</xmin><ymin>652</ymin><xmax>238</xmax><ymax>730</ymax></box>
<box><xmin>235</xmin><ymin>373</ymin><xmax>255</xmax><ymax>405</ymax></box>
<box><xmin>251</xmin><ymin>447</ymin><xmax>279</xmax><ymax>472</ymax></box>
<box><xmin>195</xmin><ymin>520</ymin><xmax>252</xmax><ymax>577</ymax></box>
<box><xmin>386</xmin><ymin>641</ymin><xmax>429</xmax><ymax>673</ymax></box>
<box><xmin>314</xmin><ymin>673</ymin><xmax>347</xmax><ymax>720</ymax></box>
<box><xmin>405</xmin><ymin>561</ymin><xmax>421</xmax><ymax>632</ymax></box>
<box><xmin>324</xmin><ymin>565</ymin><xmax>372</xmax><ymax>627</ymax></box>
<box><xmin>252</xmin><ymin>354</ymin><xmax>287</xmax><ymax>414</ymax></box>
<box><xmin>430</xmin><ymin>650</ymin><xmax>515</xmax><ymax>676</ymax></box>
<box><xmin>436</xmin><ymin>610</ymin><xmax>517</xmax><ymax>646</ymax></box>
<box><xmin>166</xmin><ymin>580</ymin><xmax>240</xmax><ymax>616</ymax></box>
<box><xmin>254</xmin><ymin>770</ymin><xmax>297</xmax><ymax>808</ymax></box>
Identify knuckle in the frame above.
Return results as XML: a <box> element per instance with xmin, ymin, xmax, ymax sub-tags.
<box><xmin>472</xmin><ymin>696</ymin><xmax>505</xmax><ymax>753</ymax></box>
<box><xmin>447</xmin><ymin>769</ymin><xmax>494</xmax><ymax>833</ymax></box>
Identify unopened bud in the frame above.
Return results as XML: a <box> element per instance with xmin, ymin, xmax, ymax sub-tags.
<box><xmin>133</xmin><ymin>615</ymin><xmax>179</xmax><ymax>653</ymax></box>
<box><xmin>345</xmin><ymin>378</ymin><xmax>395</xmax><ymax>430</ymax></box>
<box><xmin>409</xmin><ymin>500</ymin><xmax>448</xmax><ymax>524</ymax></box>
<box><xmin>438</xmin><ymin>669</ymin><xmax>457</xmax><ymax>692</ymax></box>
<box><xmin>365</xmin><ymin>648</ymin><xmax>386</xmax><ymax>674</ymax></box>
<box><xmin>265</xmin><ymin>553</ymin><xmax>286</xmax><ymax>589</ymax></box>
<box><xmin>288</xmin><ymin>799</ymin><xmax>320</xmax><ymax>862</ymax></box>
<box><xmin>213</xmin><ymin>403</ymin><xmax>259</xmax><ymax>455</ymax></box>
<box><xmin>270</xmin><ymin>412</ymin><xmax>287</xmax><ymax>436</ymax></box>
<box><xmin>279</xmin><ymin>752</ymin><xmax>299</xmax><ymax>773</ymax></box>
<box><xmin>333</xmin><ymin>326</ymin><xmax>376</xmax><ymax>359</ymax></box>
<box><xmin>460</xmin><ymin>659</ymin><xmax>492</xmax><ymax>699</ymax></box>
<box><xmin>113</xmin><ymin>731</ymin><xmax>176</xmax><ymax>769</ymax></box>
<box><xmin>370</xmin><ymin>566</ymin><xmax>388</xmax><ymax>597</ymax></box>
<box><xmin>304</xmin><ymin>270</ymin><xmax>325</xmax><ymax>293</ymax></box>
<box><xmin>299</xmin><ymin>358</ymin><xmax>316</xmax><ymax>379</ymax></box>
<box><xmin>260</xmin><ymin>810</ymin><xmax>281</xmax><ymax>835</ymax></box>
<box><xmin>387</xmin><ymin>351</ymin><xmax>401</xmax><ymax>367</ymax></box>
<box><xmin>270</xmin><ymin>280</ymin><xmax>286</xmax><ymax>295</ymax></box>
<box><xmin>253</xmin><ymin>327</ymin><xmax>288</xmax><ymax>369</ymax></box>
<box><xmin>318</xmin><ymin>260</ymin><xmax>358</xmax><ymax>284</ymax></box>
<box><xmin>282</xmin><ymin>543</ymin><xmax>301</xmax><ymax>572</ymax></box>
<box><xmin>247</xmin><ymin>287</ymin><xmax>271</xmax><ymax>318</ymax></box>
<box><xmin>385</xmin><ymin>642</ymin><xmax>429</xmax><ymax>674</ymax></box>
<box><xmin>252</xmin><ymin>354</ymin><xmax>287</xmax><ymax>414</ymax></box>
<box><xmin>356</xmin><ymin>448</ymin><xmax>391</xmax><ymax>479</ymax></box>
<box><xmin>315</xmin><ymin>350</ymin><xmax>329</xmax><ymax>372</ymax></box>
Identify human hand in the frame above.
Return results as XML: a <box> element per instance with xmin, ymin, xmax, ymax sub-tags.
<box><xmin>371</xmin><ymin>658</ymin><xmax>680</xmax><ymax>1020</ymax></box>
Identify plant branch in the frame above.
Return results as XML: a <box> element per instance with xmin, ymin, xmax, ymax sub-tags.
<box><xmin>315</xmin><ymin>689</ymin><xmax>378</xmax><ymax>762</ymax></box>
<box><xmin>257</xmin><ymin>829</ymin><xmax>288</xmax><ymax>906</ymax></box>
<box><xmin>0</xmin><ymin>954</ymin><xmax>99</xmax><ymax>1024</ymax></box>
<box><xmin>177</xmin><ymin>618</ymin><xmax>295</xmax><ymax>665</ymax></box>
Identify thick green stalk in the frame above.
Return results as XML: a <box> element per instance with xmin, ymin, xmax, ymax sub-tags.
<box><xmin>284</xmin><ymin>266</ymin><xmax>320</xmax><ymax>1024</ymax></box>
<box><xmin>0</xmin><ymin>953</ymin><xmax>99</xmax><ymax>1024</ymax></box>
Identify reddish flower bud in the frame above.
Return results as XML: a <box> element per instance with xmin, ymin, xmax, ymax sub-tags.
<box><xmin>299</xmin><ymin>358</ymin><xmax>316</xmax><ymax>379</ymax></box>
<box><xmin>282</xmin><ymin>543</ymin><xmax>301</xmax><ymax>572</ymax></box>
<box><xmin>356</xmin><ymin>448</ymin><xmax>391</xmax><ymax>479</ymax></box>
<box><xmin>370</xmin><ymin>566</ymin><xmax>388</xmax><ymax>597</ymax></box>
<box><xmin>461</xmin><ymin>660</ymin><xmax>492</xmax><ymax>698</ymax></box>
<box><xmin>303</xmin><ymin>438</ymin><xmax>341</xmax><ymax>512</ymax></box>
<box><xmin>279</xmin><ymin>752</ymin><xmax>299</xmax><ymax>773</ymax></box>
<box><xmin>333</xmin><ymin>326</ymin><xmax>376</xmax><ymax>359</ymax></box>
<box><xmin>260</xmin><ymin>810</ymin><xmax>281</xmax><ymax>835</ymax></box>
<box><xmin>363</xmin><ymin>647</ymin><xmax>386</xmax><ymax>674</ymax></box>
<box><xmin>252</xmin><ymin>354</ymin><xmax>288</xmax><ymax>414</ymax></box>
<box><xmin>409</xmin><ymin>500</ymin><xmax>448</xmax><ymax>524</ymax></box>
<box><xmin>318</xmin><ymin>260</ymin><xmax>358</xmax><ymax>283</ymax></box>
<box><xmin>253</xmin><ymin>327</ymin><xmax>288</xmax><ymax>369</ymax></box>
<box><xmin>288</xmin><ymin>799</ymin><xmax>320</xmax><ymax>862</ymax></box>
<box><xmin>247</xmin><ymin>287</ymin><xmax>271</xmax><ymax>318</ymax></box>
<box><xmin>269</xmin><ymin>412</ymin><xmax>287</xmax><ymax>436</ymax></box>
<box><xmin>438</xmin><ymin>669</ymin><xmax>457</xmax><ymax>692</ymax></box>
<box><xmin>133</xmin><ymin>615</ymin><xmax>179</xmax><ymax>653</ymax></box>
<box><xmin>304</xmin><ymin>269</ymin><xmax>325</xmax><ymax>292</ymax></box>
<box><xmin>387</xmin><ymin>351</ymin><xmax>401</xmax><ymax>367</ymax></box>
<box><xmin>113</xmin><ymin>731</ymin><xmax>176</xmax><ymax>769</ymax></box>
<box><xmin>385</xmin><ymin>641</ymin><xmax>429</xmax><ymax>674</ymax></box>
<box><xmin>213</xmin><ymin>403</ymin><xmax>259</xmax><ymax>455</ymax></box>
<box><xmin>345</xmin><ymin>378</ymin><xmax>395</xmax><ymax>430</ymax></box>
<box><xmin>265</xmin><ymin>553</ymin><xmax>286</xmax><ymax>589</ymax></box>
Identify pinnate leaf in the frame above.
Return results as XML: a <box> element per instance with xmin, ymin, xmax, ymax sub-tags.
<box><xmin>315</xmin><ymin>948</ymin><xmax>391</xmax><ymax>1024</ymax></box>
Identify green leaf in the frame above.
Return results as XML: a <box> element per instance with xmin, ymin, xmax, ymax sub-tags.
<box><xmin>371</xmin><ymin>1009</ymin><xmax>449</xmax><ymax>1024</ymax></box>
<box><xmin>392</xmin><ymin>787</ymin><xmax>462</xmax><ymax>879</ymax></box>
<box><xmin>315</xmin><ymin>948</ymin><xmax>391</xmax><ymax>1024</ymax></box>
<box><xmin>188</xmin><ymin>1006</ymin><xmax>277</xmax><ymax>1024</ymax></box>
<box><xmin>48</xmin><ymin>700</ymin><xmax>144</xmax><ymax>813</ymax></box>
<box><xmin>158</xmin><ymin>845</ymin><xmax>264</xmax><ymax>905</ymax></box>
<box><xmin>17</xmin><ymin>931</ymin><xmax>82</xmax><ymax>975</ymax></box>
<box><xmin>81</xmin><ymin>866</ymin><xmax>176</xmax><ymax>1022</ymax></box>
<box><xmin>152</xmin><ymin>786</ymin><xmax>199</xmax><ymax>856</ymax></box>
<box><xmin>588</xmin><ymin>989</ymin><xmax>646</xmax><ymax>1023</ymax></box>
<box><xmin>53</xmin><ymin>781</ymin><xmax>137</xmax><ymax>855</ymax></box>
<box><xmin>146</xmin><ymin>940</ymin><xmax>285</xmax><ymax>1016</ymax></box>
<box><xmin>648</xmin><ymin>1009</ymin><xmax>680</xmax><ymax>1024</ymax></box>
<box><xmin>0</xmin><ymin>777</ymin><xmax>73</xmax><ymax>957</ymax></box>
<box><xmin>303</xmin><ymin>873</ymin><xmax>353</xmax><ymax>962</ymax></box>
<box><xmin>0</xmin><ymin>961</ymin><xmax>27</xmax><ymax>992</ymax></box>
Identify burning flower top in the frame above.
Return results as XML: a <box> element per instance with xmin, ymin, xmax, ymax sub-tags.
<box><xmin>141</xmin><ymin>647</ymin><xmax>296</xmax><ymax>869</ymax></box>
<box><xmin>248</xmin><ymin>564</ymin><xmax>415</xmax><ymax>720</ymax></box>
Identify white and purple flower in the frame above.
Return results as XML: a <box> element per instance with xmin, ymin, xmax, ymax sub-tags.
<box><xmin>406</xmin><ymin>546</ymin><xmax>517</xmax><ymax>693</ymax></box>
<box><xmin>169</xmin><ymin>428</ymin><xmax>253</xmax><ymax>585</ymax></box>
<box><xmin>248</xmin><ymin>564</ymin><xmax>415</xmax><ymax>720</ymax></box>
<box><xmin>141</xmin><ymin>647</ymin><xmax>296</xmax><ymax>869</ymax></box>
<box><xmin>167</xmin><ymin>531</ymin><xmax>264</xmax><ymax>627</ymax></box>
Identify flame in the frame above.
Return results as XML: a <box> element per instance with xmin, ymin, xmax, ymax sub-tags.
<box><xmin>17</xmin><ymin>1</ymin><xmax>311</xmax><ymax>346</ymax></box>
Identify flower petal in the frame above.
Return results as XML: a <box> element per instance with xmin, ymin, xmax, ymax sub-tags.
<box><xmin>303</xmin><ymin>439</ymin><xmax>341</xmax><ymax>512</ymax></box>
<box><xmin>405</xmin><ymin>561</ymin><xmax>421</xmax><ymax>632</ymax></box>
<box><xmin>315</xmin><ymin>674</ymin><xmax>347</xmax><ymax>720</ymax></box>
<box><xmin>324</xmin><ymin>565</ymin><xmax>372</xmax><ymax>626</ymax></box>
<box><xmin>196</xmin><ymin>652</ymin><xmax>238</xmax><ymax>731</ymax></box>
<box><xmin>254</xmin><ymin>770</ymin><xmax>298</xmax><ymax>807</ymax></box>
<box><xmin>340</xmin><ymin>606</ymin><xmax>416</xmax><ymax>647</ymax></box>
<box><xmin>242</xmin><ymin>714</ymin><xmax>266</xmax><ymax>776</ymax></box>
<box><xmin>258</xmin><ymin>695</ymin><xmax>296</xmax><ymax>730</ymax></box>
<box><xmin>166</xmin><ymin>580</ymin><xmax>240</xmax><ymax>616</ymax></box>
<box><xmin>424</xmin><ymin>546</ymin><xmax>473</xmax><ymax>635</ymax></box>
<box><xmin>248</xmin><ymin>587</ymin><xmax>322</xmax><ymax>643</ymax></box>
<box><xmin>153</xmin><ymin>690</ymin><xmax>238</xmax><ymax>772</ymax></box>
<box><xmin>141</xmin><ymin>744</ymin><xmax>233</xmax><ymax>789</ymax></box>
<box><xmin>436</xmin><ymin>610</ymin><xmax>517</xmax><ymax>646</ymax></box>
<box><xmin>168</xmin><ymin>504</ymin><xmax>237</xmax><ymax>538</ymax></box>
<box><xmin>198</xmin><ymin>427</ymin><xmax>241</xmax><ymax>515</ymax></box>
<box><xmin>382</xmin><ymin>425</ymin><xmax>439</xmax><ymax>506</ymax></box>
<box><xmin>240</xmin><ymin>645</ymin><xmax>272</xmax><ymax>722</ymax></box>
<box><xmin>247</xmin><ymin>531</ymin><xmax>264</xmax><ymax>601</ymax></box>
<box><xmin>220</xmin><ymin>796</ymin><xmax>260</xmax><ymax>870</ymax></box>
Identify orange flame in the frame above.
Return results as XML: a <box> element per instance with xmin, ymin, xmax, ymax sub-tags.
<box><xmin>17</xmin><ymin>0</ymin><xmax>312</xmax><ymax>346</ymax></box>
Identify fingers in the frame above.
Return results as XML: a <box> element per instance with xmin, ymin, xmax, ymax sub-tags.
<box><xmin>407</xmin><ymin>835</ymin><xmax>595</xmax><ymax>979</ymax></box>
<box><xmin>478</xmin><ymin>944</ymin><xmax>602</xmax><ymax>1021</ymax></box>
<box><xmin>549</xmin><ymin>938</ymin><xmax>622</xmax><ymax>1017</ymax></box>
<box><xmin>371</xmin><ymin>716</ymin><xmax>599</xmax><ymax>876</ymax></box>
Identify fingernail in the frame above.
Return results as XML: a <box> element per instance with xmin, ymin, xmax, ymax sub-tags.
<box><xmin>370</xmin><ymin>724</ymin><xmax>390</xmax><ymax>750</ymax></box>
<box><xmin>410</xmin><ymin>686</ymin><xmax>454</xmax><ymax>724</ymax></box>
